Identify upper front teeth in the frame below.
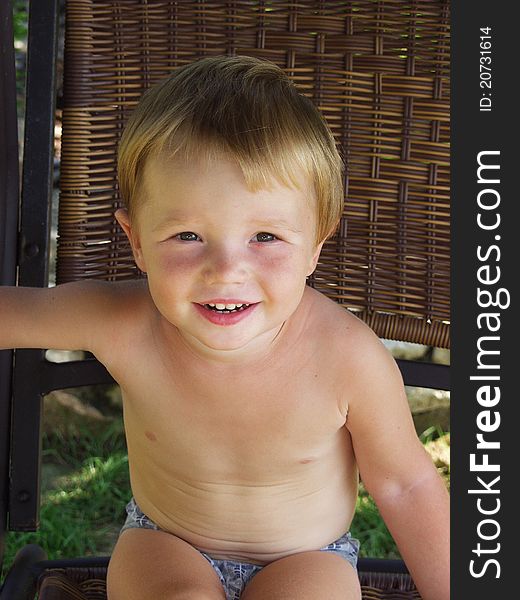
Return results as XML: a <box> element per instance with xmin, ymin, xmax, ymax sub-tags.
<box><xmin>207</xmin><ymin>303</ymin><xmax>248</xmax><ymax>310</ymax></box>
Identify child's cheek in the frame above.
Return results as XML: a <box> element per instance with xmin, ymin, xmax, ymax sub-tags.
<box><xmin>255</xmin><ymin>250</ymin><xmax>289</xmax><ymax>272</ymax></box>
<box><xmin>156</xmin><ymin>248</ymin><xmax>201</xmax><ymax>277</ymax></box>
<box><xmin>253</xmin><ymin>246</ymin><xmax>306</xmax><ymax>280</ymax></box>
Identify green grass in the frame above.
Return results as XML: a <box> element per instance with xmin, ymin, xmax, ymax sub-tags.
<box><xmin>2</xmin><ymin>416</ymin><xmax>449</xmax><ymax>576</ymax></box>
<box><xmin>12</xmin><ymin>1</ymin><xmax>28</xmax><ymax>43</ymax></box>
<box><xmin>2</xmin><ymin>419</ymin><xmax>131</xmax><ymax>577</ymax></box>
<box><xmin>5</xmin><ymin>454</ymin><xmax>129</xmax><ymax>557</ymax></box>
<box><xmin>351</xmin><ymin>485</ymin><xmax>400</xmax><ymax>558</ymax></box>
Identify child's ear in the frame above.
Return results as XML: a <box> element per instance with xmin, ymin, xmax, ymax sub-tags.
<box><xmin>306</xmin><ymin>241</ymin><xmax>325</xmax><ymax>277</ymax></box>
<box><xmin>115</xmin><ymin>208</ymin><xmax>147</xmax><ymax>272</ymax></box>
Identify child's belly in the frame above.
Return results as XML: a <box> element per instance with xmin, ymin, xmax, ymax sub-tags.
<box><xmin>127</xmin><ymin>427</ymin><xmax>359</xmax><ymax>565</ymax></box>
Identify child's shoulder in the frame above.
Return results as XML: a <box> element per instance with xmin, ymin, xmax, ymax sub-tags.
<box><xmin>93</xmin><ymin>277</ymin><xmax>149</xmax><ymax>303</ymax></box>
<box><xmin>92</xmin><ymin>278</ymin><xmax>156</xmax><ymax>328</ymax></box>
<box><xmin>59</xmin><ymin>277</ymin><xmax>150</xmax><ymax>317</ymax></box>
<box><xmin>306</xmin><ymin>287</ymin><xmax>397</xmax><ymax>374</ymax></box>
<box><xmin>307</xmin><ymin>287</ymin><xmax>382</xmax><ymax>346</ymax></box>
<box><xmin>65</xmin><ymin>278</ymin><xmax>153</xmax><ymax>345</ymax></box>
<box><xmin>306</xmin><ymin>288</ymin><xmax>404</xmax><ymax>415</ymax></box>
<box><xmin>61</xmin><ymin>278</ymin><xmax>157</xmax><ymax>366</ymax></box>
<box><xmin>79</xmin><ymin>277</ymin><xmax>148</xmax><ymax>302</ymax></box>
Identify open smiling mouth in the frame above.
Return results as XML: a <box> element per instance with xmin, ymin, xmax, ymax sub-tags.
<box><xmin>202</xmin><ymin>303</ymin><xmax>252</xmax><ymax>314</ymax></box>
<box><xmin>195</xmin><ymin>302</ymin><xmax>259</xmax><ymax>324</ymax></box>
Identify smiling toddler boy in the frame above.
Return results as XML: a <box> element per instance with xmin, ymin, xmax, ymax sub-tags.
<box><xmin>0</xmin><ymin>55</ymin><xmax>449</xmax><ymax>600</ymax></box>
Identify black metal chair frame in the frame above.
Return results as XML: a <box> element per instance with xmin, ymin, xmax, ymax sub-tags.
<box><xmin>0</xmin><ymin>1</ymin><xmax>449</xmax><ymax>597</ymax></box>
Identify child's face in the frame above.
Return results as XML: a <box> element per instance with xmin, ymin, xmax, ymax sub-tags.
<box><xmin>117</xmin><ymin>155</ymin><xmax>323</xmax><ymax>359</ymax></box>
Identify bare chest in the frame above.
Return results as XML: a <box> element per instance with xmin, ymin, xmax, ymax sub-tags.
<box><xmin>116</xmin><ymin>342</ymin><xmax>347</xmax><ymax>482</ymax></box>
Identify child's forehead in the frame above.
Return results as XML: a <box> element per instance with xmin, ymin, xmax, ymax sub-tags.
<box><xmin>143</xmin><ymin>152</ymin><xmax>316</xmax><ymax>209</ymax></box>
<box><xmin>146</xmin><ymin>151</ymin><xmax>244</xmax><ymax>186</ymax></box>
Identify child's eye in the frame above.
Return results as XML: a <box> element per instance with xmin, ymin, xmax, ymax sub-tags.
<box><xmin>253</xmin><ymin>232</ymin><xmax>278</xmax><ymax>243</ymax></box>
<box><xmin>175</xmin><ymin>232</ymin><xmax>200</xmax><ymax>242</ymax></box>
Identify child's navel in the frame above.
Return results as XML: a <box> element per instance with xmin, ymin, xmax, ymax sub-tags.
<box><xmin>145</xmin><ymin>431</ymin><xmax>157</xmax><ymax>442</ymax></box>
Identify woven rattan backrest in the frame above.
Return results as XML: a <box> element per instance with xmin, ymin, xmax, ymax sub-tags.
<box><xmin>57</xmin><ymin>0</ymin><xmax>450</xmax><ymax>348</ymax></box>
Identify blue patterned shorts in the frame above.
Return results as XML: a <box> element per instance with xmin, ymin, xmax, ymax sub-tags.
<box><xmin>120</xmin><ymin>497</ymin><xmax>360</xmax><ymax>600</ymax></box>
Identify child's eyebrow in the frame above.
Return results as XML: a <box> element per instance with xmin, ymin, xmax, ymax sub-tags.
<box><xmin>152</xmin><ymin>215</ymin><xmax>199</xmax><ymax>233</ymax></box>
<box><xmin>252</xmin><ymin>219</ymin><xmax>303</xmax><ymax>234</ymax></box>
<box><xmin>153</xmin><ymin>216</ymin><xmax>303</xmax><ymax>234</ymax></box>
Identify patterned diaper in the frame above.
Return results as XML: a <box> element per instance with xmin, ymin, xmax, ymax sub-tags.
<box><xmin>121</xmin><ymin>497</ymin><xmax>360</xmax><ymax>600</ymax></box>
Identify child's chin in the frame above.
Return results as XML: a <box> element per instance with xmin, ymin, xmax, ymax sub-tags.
<box><xmin>197</xmin><ymin>333</ymin><xmax>257</xmax><ymax>352</ymax></box>
<box><xmin>190</xmin><ymin>326</ymin><xmax>282</xmax><ymax>357</ymax></box>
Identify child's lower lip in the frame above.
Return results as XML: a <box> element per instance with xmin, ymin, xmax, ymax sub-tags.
<box><xmin>194</xmin><ymin>303</ymin><xmax>258</xmax><ymax>326</ymax></box>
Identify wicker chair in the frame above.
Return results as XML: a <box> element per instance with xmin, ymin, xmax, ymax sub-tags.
<box><xmin>0</xmin><ymin>1</ymin><xmax>449</xmax><ymax>598</ymax></box>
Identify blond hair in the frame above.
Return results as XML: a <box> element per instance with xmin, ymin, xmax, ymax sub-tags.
<box><xmin>118</xmin><ymin>55</ymin><xmax>345</xmax><ymax>244</ymax></box>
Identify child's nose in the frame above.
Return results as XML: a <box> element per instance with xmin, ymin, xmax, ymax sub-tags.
<box><xmin>203</xmin><ymin>245</ymin><xmax>249</xmax><ymax>285</ymax></box>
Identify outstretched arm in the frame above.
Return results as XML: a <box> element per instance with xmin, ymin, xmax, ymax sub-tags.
<box><xmin>0</xmin><ymin>280</ymin><xmax>123</xmax><ymax>354</ymax></box>
<box><xmin>343</xmin><ymin>321</ymin><xmax>449</xmax><ymax>600</ymax></box>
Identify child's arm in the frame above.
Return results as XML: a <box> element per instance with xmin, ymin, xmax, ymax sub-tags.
<box><xmin>343</xmin><ymin>322</ymin><xmax>449</xmax><ymax>600</ymax></box>
<box><xmin>0</xmin><ymin>280</ymin><xmax>124</xmax><ymax>354</ymax></box>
